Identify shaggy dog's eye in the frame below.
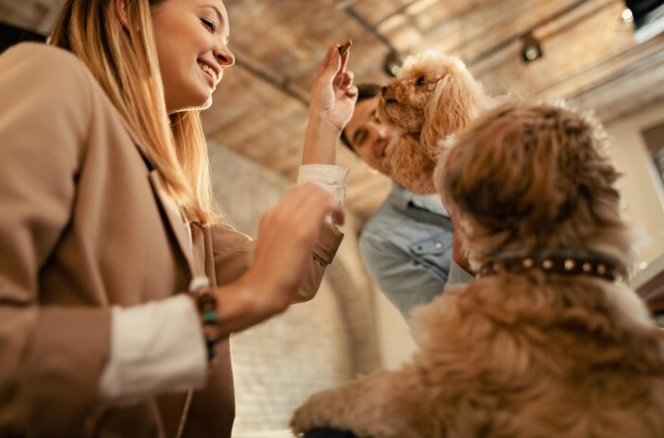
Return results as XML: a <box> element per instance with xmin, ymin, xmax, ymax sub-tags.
<box><xmin>415</xmin><ymin>76</ymin><xmax>426</xmax><ymax>86</ymax></box>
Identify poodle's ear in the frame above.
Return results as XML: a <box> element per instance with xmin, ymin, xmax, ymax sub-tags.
<box><xmin>421</xmin><ymin>71</ymin><xmax>485</xmax><ymax>158</ymax></box>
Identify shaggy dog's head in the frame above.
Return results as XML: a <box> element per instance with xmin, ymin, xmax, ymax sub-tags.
<box><xmin>435</xmin><ymin>100</ymin><xmax>639</xmax><ymax>274</ymax></box>
<box><xmin>290</xmin><ymin>97</ymin><xmax>664</xmax><ymax>438</ymax></box>
<box><xmin>377</xmin><ymin>51</ymin><xmax>488</xmax><ymax>194</ymax></box>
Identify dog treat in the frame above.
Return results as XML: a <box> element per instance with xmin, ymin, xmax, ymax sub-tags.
<box><xmin>338</xmin><ymin>39</ymin><xmax>353</xmax><ymax>56</ymax></box>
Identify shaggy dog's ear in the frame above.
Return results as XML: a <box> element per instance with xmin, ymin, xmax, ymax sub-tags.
<box><xmin>421</xmin><ymin>71</ymin><xmax>485</xmax><ymax>159</ymax></box>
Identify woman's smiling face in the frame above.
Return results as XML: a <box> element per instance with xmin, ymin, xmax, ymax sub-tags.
<box><xmin>150</xmin><ymin>0</ymin><xmax>235</xmax><ymax>114</ymax></box>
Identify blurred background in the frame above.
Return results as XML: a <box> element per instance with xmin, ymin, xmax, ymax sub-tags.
<box><xmin>2</xmin><ymin>0</ymin><xmax>664</xmax><ymax>436</ymax></box>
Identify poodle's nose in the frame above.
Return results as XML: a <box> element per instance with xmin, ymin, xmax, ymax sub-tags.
<box><xmin>381</xmin><ymin>86</ymin><xmax>389</xmax><ymax>96</ymax></box>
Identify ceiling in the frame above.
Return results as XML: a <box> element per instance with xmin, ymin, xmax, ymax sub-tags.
<box><xmin>3</xmin><ymin>0</ymin><xmax>664</xmax><ymax>221</ymax></box>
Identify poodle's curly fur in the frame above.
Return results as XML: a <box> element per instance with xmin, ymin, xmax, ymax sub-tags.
<box><xmin>377</xmin><ymin>51</ymin><xmax>488</xmax><ymax>194</ymax></box>
<box><xmin>290</xmin><ymin>101</ymin><xmax>664</xmax><ymax>438</ymax></box>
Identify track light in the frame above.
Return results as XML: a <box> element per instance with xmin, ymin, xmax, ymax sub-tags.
<box><xmin>521</xmin><ymin>32</ymin><xmax>543</xmax><ymax>63</ymax></box>
<box><xmin>383</xmin><ymin>50</ymin><xmax>405</xmax><ymax>77</ymax></box>
<box><xmin>621</xmin><ymin>8</ymin><xmax>634</xmax><ymax>22</ymax></box>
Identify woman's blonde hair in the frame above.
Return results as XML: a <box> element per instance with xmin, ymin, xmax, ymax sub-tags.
<box><xmin>50</xmin><ymin>0</ymin><xmax>218</xmax><ymax>225</ymax></box>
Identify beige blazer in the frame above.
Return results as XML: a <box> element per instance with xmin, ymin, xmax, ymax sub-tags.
<box><xmin>0</xmin><ymin>43</ymin><xmax>343</xmax><ymax>438</ymax></box>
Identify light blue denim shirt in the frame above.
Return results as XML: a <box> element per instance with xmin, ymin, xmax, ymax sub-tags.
<box><xmin>359</xmin><ymin>184</ymin><xmax>455</xmax><ymax>321</ymax></box>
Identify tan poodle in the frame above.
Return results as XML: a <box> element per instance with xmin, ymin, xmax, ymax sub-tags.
<box><xmin>291</xmin><ymin>101</ymin><xmax>664</xmax><ymax>438</ymax></box>
<box><xmin>377</xmin><ymin>51</ymin><xmax>488</xmax><ymax>194</ymax></box>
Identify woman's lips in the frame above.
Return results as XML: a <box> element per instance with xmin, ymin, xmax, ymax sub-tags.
<box><xmin>198</xmin><ymin>62</ymin><xmax>219</xmax><ymax>88</ymax></box>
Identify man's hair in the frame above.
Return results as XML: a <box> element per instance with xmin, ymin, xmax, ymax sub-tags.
<box><xmin>340</xmin><ymin>83</ymin><xmax>382</xmax><ymax>152</ymax></box>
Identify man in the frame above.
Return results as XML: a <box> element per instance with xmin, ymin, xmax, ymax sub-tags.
<box><xmin>341</xmin><ymin>84</ymin><xmax>472</xmax><ymax>321</ymax></box>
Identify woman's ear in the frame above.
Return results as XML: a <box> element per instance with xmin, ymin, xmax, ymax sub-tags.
<box><xmin>116</xmin><ymin>0</ymin><xmax>129</xmax><ymax>29</ymax></box>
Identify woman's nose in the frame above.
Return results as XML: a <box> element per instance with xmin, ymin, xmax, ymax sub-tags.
<box><xmin>215</xmin><ymin>46</ymin><xmax>235</xmax><ymax>68</ymax></box>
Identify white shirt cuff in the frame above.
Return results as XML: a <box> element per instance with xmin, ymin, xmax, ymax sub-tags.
<box><xmin>297</xmin><ymin>164</ymin><xmax>349</xmax><ymax>206</ymax></box>
<box><xmin>99</xmin><ymin>295</ymin><xmax>208</xmax><ymax>405</ymax></box>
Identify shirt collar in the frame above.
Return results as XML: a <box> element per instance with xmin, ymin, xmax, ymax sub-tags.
<box><xmin>391</xmin><ymin>184</ymin><xmax>450</xmax><ymax>217</ymax></box>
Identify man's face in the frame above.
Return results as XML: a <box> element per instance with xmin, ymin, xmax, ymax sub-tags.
<box><xmin>344</xmin><ymin>96</ymin><xmax>396</xmax><ymax>176</ymax></box>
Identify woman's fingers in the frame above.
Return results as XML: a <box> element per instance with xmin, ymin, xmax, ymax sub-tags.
<box><xmin>275</xmin><ymin>183</ymin><xmax>342</xmax><ymax>232</ymax></box>
<box><xmin>337</xmin><ymin>70</ymin><xmax>355</xmax><ymax>92</ymax></box>
<box><xmin>315</xmin><ymin>44</ymin><xmax>341</xmax><ymax>82</ymax></box>
<box><xmin>248</xmin><ymin>184</ymin><xmax>342</xmax><ymax>309</ymax></box>
<box><xmin>339</xmin><ymin>47</ymin><xmax>349</xmax><ymax>73</ymax></box>
<box><xmin>315</xmin><ymin>42</ymin><xmax>354</xmax><ymax>90</ymax></box>
<box><xmin>257</xmin><ymin>183</ymin><xmax>341</xmax><ymax>259</ymax></box>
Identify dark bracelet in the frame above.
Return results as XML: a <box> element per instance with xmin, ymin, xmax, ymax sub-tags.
<box><xmin>189</xmin><ymin>276</ymin><xmax>220</xmax><ymax>363</ymax></box>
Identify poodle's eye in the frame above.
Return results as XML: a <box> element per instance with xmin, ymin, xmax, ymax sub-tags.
<box><xmin>415</xmin><ymin>76</ymin><xmax>426</xmax><ymax>86</ymax></box>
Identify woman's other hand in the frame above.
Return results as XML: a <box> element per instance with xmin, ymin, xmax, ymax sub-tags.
<box><xmin>213</xmin><ymin>183</ymin><xmax>344</xmax><ymax>334</ymax></box>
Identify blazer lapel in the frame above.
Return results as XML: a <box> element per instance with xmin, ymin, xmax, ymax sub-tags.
<box><xmin>148</xmin><ymin>170</ymin><xmax>196</xmax><ymax>278</ymax></box>
<box><xmin>124</xmin><ymin>124</ymin><xmax>197</xmax><ymax>279</ymax></box>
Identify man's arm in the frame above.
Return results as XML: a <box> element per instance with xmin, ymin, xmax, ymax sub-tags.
<box><xmin>360</xmin><ymin>233</ymin><xmax>450</xmax><ymax>322</ymax></box>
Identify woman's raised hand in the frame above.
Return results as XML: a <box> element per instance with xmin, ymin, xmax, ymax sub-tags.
<box><xmin>309</xmin><ymin>43</ymin><xmax>358</xmax><ymax>134</ymax></box>
<box><xmin>302</xmin><ymin>43</ymin><xmax>359</xmax><ymax>165</ymax></box>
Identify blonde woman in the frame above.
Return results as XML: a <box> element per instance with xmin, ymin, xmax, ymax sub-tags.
<box><xmin>0</xmin><ymin>0</ymin><xmax>357</xmax><ymax>436</ymax></box>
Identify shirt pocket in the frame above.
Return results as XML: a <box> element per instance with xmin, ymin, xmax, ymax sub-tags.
<box><xmin>409</xmin><ymin>231</ymin><xmax>454</xmax><ymax>281</ymax></box>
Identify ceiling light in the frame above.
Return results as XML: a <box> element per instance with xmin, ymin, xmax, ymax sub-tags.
<box><xmin>622</xmin><ymin>8</ymin><xmax>634</xmax><ymax>22</ymax></box>
<box><xmin>383</xmin><ymin>50</ymin><xmax>405</xmax><ymax>77</ymax></box>
<box><xmin>521</xmin><ymin>32</ymin><xmax>543</xmax><ymax>63</ymax></box>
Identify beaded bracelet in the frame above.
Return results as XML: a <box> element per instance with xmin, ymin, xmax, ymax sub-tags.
<box><xmin>189</xmin><ymin>276</ymin><xmax>220</xmax><ymax>363</ymax></box>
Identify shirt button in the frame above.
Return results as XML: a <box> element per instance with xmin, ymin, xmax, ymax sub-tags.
<box><xmin>435</xmin><ymin>242</ymin><xmax>443</xmax><ymax>250</ymax></box>
<box><xmin>326</xmin><ymin>178</ymin><xmax>335</xmax><ymax>184</ymax></box>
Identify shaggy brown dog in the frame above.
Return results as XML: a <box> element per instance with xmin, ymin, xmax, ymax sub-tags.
<box><xmin>377</xmin><ymin>51</ymin><xmax>488</xmax><ymax>194</ymax></box>
<box><xmin>290</xmin><ymin>101</ymin><xmax>664</xmax><ymax>438</ymax></box>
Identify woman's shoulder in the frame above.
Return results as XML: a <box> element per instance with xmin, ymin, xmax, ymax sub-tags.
<box><xmin>0</xmin><ymin>42</ymin><xmax>96</xmax><ymax>93</ymax></box>
<box><xmin>2</xmin><ymin>42</ymin><xmax>84</xmax><ymax>67</ymax></box>
<box><xmin>0</xmin><ymin>43</ymin><xmax>110</xmax><ymax>149</ymax></box>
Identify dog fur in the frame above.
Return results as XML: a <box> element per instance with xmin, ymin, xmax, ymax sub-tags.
<box><xmin>290</xmin><ymin>101</ymin><xmax>664</xmax><ymax>438</ymax></box>
<box><xmin>377</xmin><ymin>51</ymin><xmax>488</xmax><ymax>194</ymax></box>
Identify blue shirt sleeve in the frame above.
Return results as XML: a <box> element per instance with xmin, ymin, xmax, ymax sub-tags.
<box><xmin>359</xmin><ymin>231</ymin><xmax>450</xmax><ymax>322</ymax></box>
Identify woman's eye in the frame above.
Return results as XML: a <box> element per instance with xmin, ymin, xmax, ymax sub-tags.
<box><xmin>201</xmin><ymin>18</ymin><xmax>216</xmax><ymax>32</ymax></box>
